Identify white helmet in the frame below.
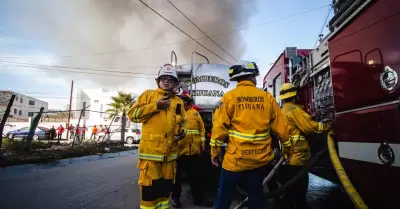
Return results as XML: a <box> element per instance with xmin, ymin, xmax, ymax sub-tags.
<box><xmin>228</xmin><ymin>60</ymin><xmax>259</xmax><ymax>81</ymax></box>
<box><xmin>157</xmin><ymin>64</ymin><xmax>179</xmax><ymax>81</ymax></box>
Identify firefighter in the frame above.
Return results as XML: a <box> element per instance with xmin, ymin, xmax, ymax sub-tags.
<box><xmin>274</xmin><ymin>82</ymin><xmax>331</xmax><ymax>209</ymax></box>
<box><xmin>171</xmin><ymin>91</ymin><xmax>213</xmax><ymax>208</ymax></box>
<box><xmin>128</xmin><ymin>64</ymin><xmax>186</xmax><ymax>209</ymax></box>
<box><xmin>211</xmin><ymin>60</ymin><xmax>291</xmax><ymax>209</ymax></box>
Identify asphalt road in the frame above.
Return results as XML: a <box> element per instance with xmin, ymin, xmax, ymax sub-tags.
<box><xmin>0</xmin><ymin>153</ymin><xmax>354</xmax><ymax>209</ymax></box>
<box><xmin>0</xmin><ymin>155</ymin><xmax>141</xmax><ymax>209</ymax></box>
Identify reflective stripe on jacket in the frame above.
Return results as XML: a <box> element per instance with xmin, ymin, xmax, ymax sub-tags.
<box><xmin>128</xmin><ymin>88</ymin><xmax>186</xmax><ymax>162</ymax></box>
<box><xmin>281</xmin><ymin>102</ymin><xmax>329</xmax><ymax>166</ymax></box>
<box><xmin>178</xmin><ymin>108</ymin><xmax>205</xmax><ymax>156</ymax></box>
<box><xmin>211</xmin><ymin>80</ymin><xmax>290</xmax><ymax>172</ymax></box>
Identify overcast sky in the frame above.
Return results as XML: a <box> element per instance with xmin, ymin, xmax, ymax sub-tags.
<box><xmin>0</xmin><ymin>0</ymin><xmax>332</xmax><ymax>109</ymax></box>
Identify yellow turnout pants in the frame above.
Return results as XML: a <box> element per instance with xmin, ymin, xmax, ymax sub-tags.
<box><xmin>138</xmin><ymin>160</ymin><xmax>176</xmax><ymax>209</ymax></box>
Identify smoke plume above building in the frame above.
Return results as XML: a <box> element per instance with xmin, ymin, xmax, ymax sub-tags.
<box><xmin>0</xmin><ymin>0</ymin><xmax>258</xmax><ymax>94</ymax></box>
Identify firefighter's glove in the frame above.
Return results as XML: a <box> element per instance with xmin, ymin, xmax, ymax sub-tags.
<box><xmin>321</xmin><ymin>118</ymin><xmax>334</xmax><ymax>131</ymax></box>
<box><xmin>174</xmin><ymin>130</ymin><xmax>185</xmax><ymax>141</ymax></box>
<box><xmin>157</xmin><ymin>96</ymin><xmax>171</xmax><ymax>110</ymax></box>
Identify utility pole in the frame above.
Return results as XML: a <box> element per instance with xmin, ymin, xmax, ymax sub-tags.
<box><xmin>0</xmin><ymin>94</ymin><xmax>16</xmax><ymax>150</ymax></box>
<box><xmin>25</xmin><ymin>107</ymin><xmax>44</xmax><ymax>151</ymax></box>
<box><xmin>66</xmin><ymin>80</ymin><xmax>74</xmax><ymax>140</ymax></box>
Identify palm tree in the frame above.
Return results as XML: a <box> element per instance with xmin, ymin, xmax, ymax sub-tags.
<box><xmin>106</xmin><ymin>92</ymin><xmax>136</xmax><ymax>142</ymax></box>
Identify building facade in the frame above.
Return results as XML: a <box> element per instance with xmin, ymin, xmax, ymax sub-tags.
<box><xmin>0</xmin><ymin>90</ymin><xmax>49</xmax><ymax>120</ymax></box>
<box><xmin>72</xmin><ymin>88</ymin><xmax>139</xmax><ymax>128</ymax></box>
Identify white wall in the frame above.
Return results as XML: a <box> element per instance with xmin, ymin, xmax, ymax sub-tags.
<box><xmin>72</xmin><ymin>88</ymin><xmax>137</xmax><ymax>121</ymax></box>
<box><xmin>5</xmin><ymin>91</ymin><xmax>49</xmax><ymax>119</ymax></box>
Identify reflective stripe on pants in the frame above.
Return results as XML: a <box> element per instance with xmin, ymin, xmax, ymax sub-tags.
<box><xmin>139</xmin><ymin>153</ymin><xmax>178</xmax><ymax>162</ymax></box>
<box><xmin>138</xmin><ymin>160</ymin><xmax>176</xmax><ymax>209</ymax></box>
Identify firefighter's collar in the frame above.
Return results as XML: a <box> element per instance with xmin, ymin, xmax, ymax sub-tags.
<box><xmin>237</xmin><ymin>80</ymin><xmax>255</xmax><ymax>87</ymax></box>
<box><xmin>283</xmin><ymin>101</ymin><xmax>303</xmax><ymax>109</ymax></box>
<box><xmin>156</xmin><ymin>88</ymin><xmax>174</xmax><ymax>96</ymax></box>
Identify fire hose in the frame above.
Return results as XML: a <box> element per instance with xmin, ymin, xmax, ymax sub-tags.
<box><xmin>327</xmin><ymin>131</ymin><xmax>368</xmax><ymax>209</ymax></box>
<box><xmin>236</xmin><ymin>147</ymin><xmax>328</xmax><ymax>200</ymax></box>
<box><xmin>235</xmin><ymin>131</ymin><xmax>369</xmax><ymax>209</ymax></box>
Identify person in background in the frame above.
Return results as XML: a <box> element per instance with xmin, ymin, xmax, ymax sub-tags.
<box><xmin>81</xmin><ymin>125</ymin><xmax>87</xmax><ymax>140</ymax></box>
<box><xmin>270</xmin><ymin>83</ymin><xmax>332</xmax><ymax>209</ymax></box>
<box><xmin>99</xmin><ymin>124</ymin><xmax>104</xmax><ymax>133</ymax></box>
<box><xmin>210</xmin><ymin>60</ymin><xmax>290</xmax><ymax>209</ymax></box>
<box><xmin>76</xmin><ymin>125</ymin><xmax>81</xmax><ymax>142</ymax></box>
<box><xmin>57</xmin><ymin>124</ymin><xmax>64</xmax><ymax>141</ymax></box>
<box><xmin>69</xmin><ymin>124</ymin><xmax>75</xmax><ymax>139</ymax></box>
<box><xmin>104</xmin><ymin>126</ymin><xmax>110</xmax><ymax>140</ymax></box>
<box><xmin>128</xmin><ymin>64</ymin><xmax>186</xmax><ymax>209</ymax></box>
<box><xmin>90</xmin><ymin>125</ymin><xmax>98</xmax><ymax>140</ymax></box>
<box><xmin>49</xmin><ymin>126</ymin><xmax>56</xmax><ymax>140</ymax></box>
<box><xmin>171</xmin><ymin>91</ymin><xmax>213</xmax><ymax>208</ymax></box>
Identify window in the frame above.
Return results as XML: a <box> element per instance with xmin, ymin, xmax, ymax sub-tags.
<box><xmin>273</xmin><ymin>73</ymin><xmax>283</xmax><ymax>106</ymax></box>
<box><xmin>14</xmin><ymin>109</ymin><xmax>17</xmax><ymax>114</ymax></box>
<box><xmin>19</xmin><ymin>110</ymin><xmax>22</xmax><ymax>115</ymax></box>
<box><xmin>94</xmin><ymin>100</ymin><xmax>99</xmax><ymax>103</ymax></box>
<box><xmin>15</xmin><ymin>96</ymin><xmax>18</xmax><ymax>101</ymax></box>
<box><xmin>273</xmin><ymin>73</ymin><xmax>282</xmax><ymax>99</ymax></box>
<box><xmin>28</xmin><ymin>112</ymin><xmax>34</xmax><ymax>117</ymax></box>
<box><xmin>29</xmin><ymin>100</ymin><xmax>35</xmax><ymax>105</ymax></box>
<box><xmin>333</xmin><ymin>50</ymin><xmax>362</xmax><ymax>63</ymax></box>
<box><xmin>365</xmin><ymin>49</ymin><xmax>383</xmax><ymax>66</ymax></box>
<box><xmin>82</xmin><ymin>102</ymin><xmax>86</xmax><ymax>116</ymax></box>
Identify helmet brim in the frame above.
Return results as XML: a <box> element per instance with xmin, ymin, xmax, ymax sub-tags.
<box><xmin>278</xmin><ymin>91</ymin><xmax>297</xmax><ymax>100</ymax></box>
<box><xmin>229</xmin><ymin>72</ymin><xmax>259</xmax><ymax>81</ymax></box>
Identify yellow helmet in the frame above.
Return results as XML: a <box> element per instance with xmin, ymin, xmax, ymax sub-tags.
<box><xmin>278</xmin><ymin>83</ymin><xmax>298</xmax><ymax>100</ymax></box>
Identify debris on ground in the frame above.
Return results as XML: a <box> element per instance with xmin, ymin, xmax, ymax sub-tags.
<box><xmin>0</xmin><ymin>139</ymin><xmax>137</xmax><ymax>167</ymax></box>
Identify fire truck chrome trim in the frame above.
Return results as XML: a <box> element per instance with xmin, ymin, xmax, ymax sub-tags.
<box><xmin>327</xmin><ymin>0</ymin><xmax>374</xmax><ymax>40</ymax></box>
<box><xmin>335</xmin><ymin>100</ymin><xmax>400</xmax><ymax>116</ymax></box>
<box><xmin>380</xmin><ymin>66</ymin><xmax>398</xmax><ymax>91</ymax></box>
<box><xmin>338</xmin><ymin>141</ymin><xmax>399</xmax><ymax>167</ymax></box>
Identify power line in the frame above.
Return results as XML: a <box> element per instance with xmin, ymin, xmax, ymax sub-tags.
<box><xmin>167</xmin><ymin>0</ymin><xmax>237</xmax><ymax>62</ymax></box>
<box><xmin>314</xmin><ymin>4</ymin><xmax>333</xmax><ymax>47</ymax></box>
<box><xmin>139</xmin><ymin>0</ymin><xmax>231</xmax><ymax>65</ymax></box>
<box><xmin>0</xmin><ymin>60</ymin><xmax>158</xmax><ymax>75</ymax></box>
<box><xmin>0</xmin><ymin>62</ymin><xmax>156</xmax><ymax>79</ymax></box>
<box><xmin>208</xmin><ymin>4</ymin><xmax>331</xmax><ymax>38</ymax></box>
<box><xmin>7</xmin><ymin>91</ymin><xmax>70</xmax><ymax>94</ymax></box>
<box><xmin>0</xmin><ymin>4</ymin><xmax>330</xmax><ymax>60</ymax></box>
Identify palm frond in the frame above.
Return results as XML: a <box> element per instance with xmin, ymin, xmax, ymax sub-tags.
<box><xmin>106</xmin><ymin>92</ymin><xmax>136</xmax><ymax>117</ymax></box>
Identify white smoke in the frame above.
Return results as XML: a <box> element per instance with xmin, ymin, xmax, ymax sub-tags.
<box><xmin>0</xmin><ymin>0</ymin><xmax>259</xmax><ymax>94</ymax></box>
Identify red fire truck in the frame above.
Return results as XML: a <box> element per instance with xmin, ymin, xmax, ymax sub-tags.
<box><xmin>264</xmin><ymin>0</ymin><xmax>400</xmax><ymax>208</ymax></box>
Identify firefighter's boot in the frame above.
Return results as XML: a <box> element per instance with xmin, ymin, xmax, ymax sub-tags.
<box><xmin>171</xmin><ymin>198</ymin><xmax>182</xmax><ymax>208</ymax></box>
